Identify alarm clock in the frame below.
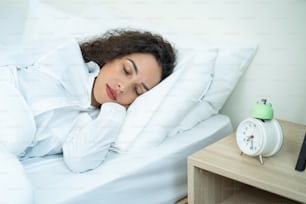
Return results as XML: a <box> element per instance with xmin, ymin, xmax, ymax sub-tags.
<box><xmin>236</xmin><ymin>99</ymin><xmax>283</xmax><ymax>164</ymax></box>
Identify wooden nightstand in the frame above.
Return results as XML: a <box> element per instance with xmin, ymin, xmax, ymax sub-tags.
<box><xmin>187</xmin><ymin>119</ymin><xmax>306</xmax><ymax>204</ymax></box>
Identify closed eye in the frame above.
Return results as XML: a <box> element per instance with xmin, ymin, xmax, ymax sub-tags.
<box><xmin>123</xmin><ymin>66</ymin><xmax>130</xmax><ymax>75</ymax></box>
<box><xmin>126</xmin><ymin>57</ymin><xmax>150</xmax><ymax>92</ymax></box>
<box><xmin>135</xmin><ymin>85</ymin><xmax>144</xmax><ymax>96</ymax></box>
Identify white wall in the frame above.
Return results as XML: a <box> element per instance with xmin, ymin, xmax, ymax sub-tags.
<box><xmin>107</xmin><ymin>0</ymin><xmax>306</xmax><ymax>128</ymax></box>
<box><xmin>1</xmin><ymin>0</ymin><xmax>305</xmax><ymax>128</ymax></box>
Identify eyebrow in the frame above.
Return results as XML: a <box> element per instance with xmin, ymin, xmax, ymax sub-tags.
<box><xmin>126</xmin><ymin>57</ymin><xmax>150</xmax><ymax>91</ymax></box>
<box><xmin>127</xmin><ymin>58</ymin><xmax>138</xmax><ymax>74</ymax></box>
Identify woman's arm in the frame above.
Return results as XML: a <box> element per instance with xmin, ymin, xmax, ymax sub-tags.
<box><xmin>62</xmin><ymin>102</ymin><xmax>126</xmax><ymax>173</ymax></box>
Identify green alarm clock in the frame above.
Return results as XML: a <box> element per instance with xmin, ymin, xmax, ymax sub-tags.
<box><xmin>236</xmin><ymin>99</ymin><xmax>283</xmax><ymax>165</ymax></box>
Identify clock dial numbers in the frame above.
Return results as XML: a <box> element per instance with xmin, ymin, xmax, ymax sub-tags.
<box><xmin>237</xmin><ymin>120</ymin><xmax>262</xmax><ymax>156</ymax></box>
<box><xmin>242</xmin><ymin>123</ymin><xmax>256</xmax><ymax>151</ymax></box>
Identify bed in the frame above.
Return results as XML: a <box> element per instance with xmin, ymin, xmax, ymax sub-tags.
<box><xmin>21</xmin><ymin>114</ymin><xmax>232</xmax><ymax>204</ymax></box>
<box><xmin>3</xmin><ymin>0</ymin><xmax>304</xmax><ymax>204</ymax></box>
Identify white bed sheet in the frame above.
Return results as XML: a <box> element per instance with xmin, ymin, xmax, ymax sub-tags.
<box><xmin>22</xmin><ymin>114</ymin><xmax>232</xmax><ymax>204</ymax></box>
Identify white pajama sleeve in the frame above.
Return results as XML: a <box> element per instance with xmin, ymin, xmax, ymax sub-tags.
<box><xmin>62</xmin><ymin>103</ymin><xmax>126</xmax><ymax>173</ymax></box>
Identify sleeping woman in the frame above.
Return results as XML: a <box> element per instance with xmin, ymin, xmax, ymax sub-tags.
<box><xmin>0</xmin><ymin>29</ymin><xmax>176</xmax><ymax>173</ymax></box>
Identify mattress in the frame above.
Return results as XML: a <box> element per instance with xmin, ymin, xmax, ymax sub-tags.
<box><xmin>22</xmin><ymin>114</ymin><xmax>232</xmax><ymax>204</ymax></box>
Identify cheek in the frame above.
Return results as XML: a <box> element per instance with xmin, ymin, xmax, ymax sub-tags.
<box><xmin>146</xmin><ymin>77</ymin><xmax>161</xmax><ymax>91</ymax></box>
<box><xmin>147</xmin><ymin>68</ymin><xmax>162</xmax><ymax>87</ymax></box>
<box><xmin>93</xmin><ymin>72</ymin><xmax>107</xmax><ymax>99</ymax></box>
<box><xmin>118</xmin><ymin>92</ymin><xmax>137</xmax><ymax>106</ymax></box>
<box><xmin>93</xmin><ymin>79</ymin><xmax>102</xmax><ymax>100</ymax></box>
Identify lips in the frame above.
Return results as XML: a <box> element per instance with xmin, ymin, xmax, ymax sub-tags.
<box><xmin>106</xmin><ymin>84</ymin><xmax>117</xmax><ymax>101</ymax></box>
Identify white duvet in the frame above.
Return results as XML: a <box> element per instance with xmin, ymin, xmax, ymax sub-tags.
<box><xmin>0</xmin><ymin>67</ymin><xmax>36</xmax><ymax>156</ymax></box>
<box><xmin>0</xmin><ymin>149</ymin><xmax>33</xmax><ymax>204</ymax></box>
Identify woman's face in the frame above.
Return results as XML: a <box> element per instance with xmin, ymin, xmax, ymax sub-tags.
<box><xmin>92</xmin><ymin>53</ymin><xmax>162</xmax><ymax>108</ymax></box>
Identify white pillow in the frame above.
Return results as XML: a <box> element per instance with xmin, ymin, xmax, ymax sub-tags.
<box><xmin>112</xmin><ymin>50</ymin><xmax>218</xmax><ymax>152</ymax></box>
<box><xmin>168</xmin><ymin>98</ymin><xmax>217</xmax><ymax>136</ymax></box>
<box><xmin>205</xmin><ymin>46</ymin><xmax>258</xmax><ymax>110</ymax></box>
<box><xmin>169</xmin><ymin>45</ymin><xmax>258</xmax><ymax>137</ymax></box>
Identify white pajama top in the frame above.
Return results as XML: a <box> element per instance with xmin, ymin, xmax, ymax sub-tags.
<box><xmin>14</xmin><ymin>40</ymin><xmax>126</xmax><ymax>173</ymax></box>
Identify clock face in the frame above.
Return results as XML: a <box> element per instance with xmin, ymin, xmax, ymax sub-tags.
<box><xmin>236</xmin><ymin>119</ymin><xmax>263</xmax><ymax>156</ymax></box>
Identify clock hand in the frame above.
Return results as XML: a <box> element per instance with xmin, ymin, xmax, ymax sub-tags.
<box><xmin>247</xmin><ymin>135</ymin><xmax>254</xmax><ymax>142</ymax></box>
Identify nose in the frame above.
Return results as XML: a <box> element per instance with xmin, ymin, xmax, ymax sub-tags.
<box><xmin>117</xmin><ymin>79</ymin><xmax>133</xmax><ymax>94</ymax></box>
<box><xmin>117</xmin><ymin>81</ymin><xmax>124</xmax><ymax>93</ymax></box>
<box><xmin>117</xmin><ymin>80</ymin><xmax>130</xmax><ymax>93</ymax></box>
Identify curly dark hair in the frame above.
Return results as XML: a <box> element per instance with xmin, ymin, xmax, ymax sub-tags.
<box><xmin>79</xmin><ymin>29</ymin><xmax>176</xmax><ymax>80</ymax></box>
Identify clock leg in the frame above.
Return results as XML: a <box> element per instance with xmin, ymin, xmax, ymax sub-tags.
<box><xmin>258</xmin><ymin>154</ymin><xmax>264</xmax><ymax>165</ymax></box>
